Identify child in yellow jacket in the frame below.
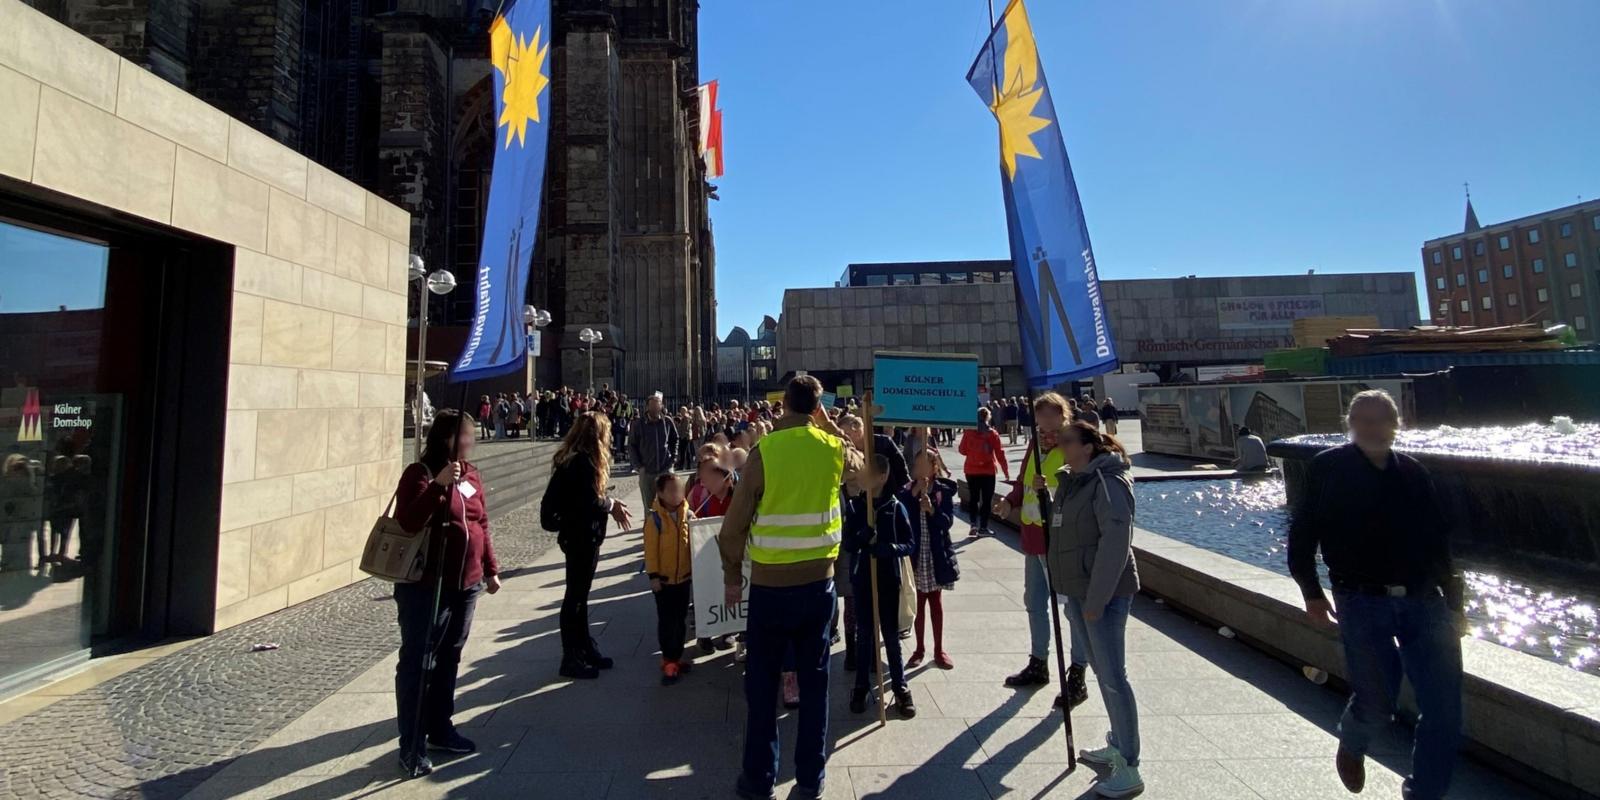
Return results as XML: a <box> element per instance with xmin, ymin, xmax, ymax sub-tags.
<box><xmin>644</xmin><ymin>472</ymin><xmax>695</xmax><ymax>685</ymax></box>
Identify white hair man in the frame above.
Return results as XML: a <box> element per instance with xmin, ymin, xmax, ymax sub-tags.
<box><xmin>1287</xmin><ymin>390</ymin><xmax>1464</xmax><ymax>799</ymax></box>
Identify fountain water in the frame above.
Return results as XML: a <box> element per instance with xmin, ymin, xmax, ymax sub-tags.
<box><xmin>1134</xmin><ymin>476</ymin><xmax>1600</xmax><ymax>673</ymax></box>
<box><xmin>1268</xmin><ymin>422</ymin><xmax>1600</xmax><ymax>573</ymax></box>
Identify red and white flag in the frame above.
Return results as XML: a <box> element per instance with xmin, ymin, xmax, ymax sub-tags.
<box><xmin>697</xmin><ymin>80</ymin><xmax>724</xmax><ymax>179</ymax></box>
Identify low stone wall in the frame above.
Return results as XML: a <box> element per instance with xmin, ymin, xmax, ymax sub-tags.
<box><xmin>956</xmin><ymin>479</ymin><xmax>1600</xmax><ymax>798</ymax></box>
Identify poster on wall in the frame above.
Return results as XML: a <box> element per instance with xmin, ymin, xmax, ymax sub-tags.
<box><xmin>1138</xmin><ymin>387</ymin><xmax>1190</xmax><ymax>455</ymax></box>
<box><xmin>1339</xmin><ymin>380</ymin><xmax>1412</xmax><ymax>424</ymax></box>
<box><xmin>1187</xmin><ymin>388</ymin><xmax>1234</xmax><ymax>460</ymax></box>
<box><xmin>1228</xmin><ymin>383</ymin><xmax>1307</xmax><ymax>446</ymax></box>
<box><xmin>1140</xmin><ymin>379</ymin><xmax>1412</xmax><ymax>458</ymax></box>
<box><xmin>1302</xmin><ymin>383</ymin><xmax>1345</xmax><ymax>433</ymax></box>
<box><xmin>1216</xmin><ymin>296</ymin><xmax>1325</xmax><ymax>330</ymax></box>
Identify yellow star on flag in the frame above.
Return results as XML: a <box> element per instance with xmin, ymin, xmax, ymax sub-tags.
<box><xmin>491</xmin><ymin>18</ymin><xmax>550</xmax><ymax>149</ymax></box>
<box><xmin>990</xmin><ymin>2</ymin><xmax>1052</xmax><ymax>179</ymax></box>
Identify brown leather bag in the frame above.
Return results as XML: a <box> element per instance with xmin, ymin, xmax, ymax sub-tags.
<box><xmin>359</xmin><ymin>488</ymin><xmax>431</xmax><ymax>583</ymax></box>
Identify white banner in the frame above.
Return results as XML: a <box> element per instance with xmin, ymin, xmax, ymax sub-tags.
<box><xmin>690</xmin><ymin>517</ymin><xmax>748</xmax><ymax>638</ymax></box>
<box><xmin>1216</xmin><ymin>295</ymin><xmax>1325</xmax><ymax>330</ymax></box>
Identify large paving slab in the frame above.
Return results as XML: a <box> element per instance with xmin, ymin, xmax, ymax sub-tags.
<box><xmin>176</xmin><ymin>457</ymin><xmax>1552</xmax><ymax>799</ymax></box>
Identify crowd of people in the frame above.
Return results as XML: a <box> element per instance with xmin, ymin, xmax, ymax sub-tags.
<box><xmin>389</xmin><ymin>378</ymin><xmax>1463</xmax><ymax>800</ymax></box>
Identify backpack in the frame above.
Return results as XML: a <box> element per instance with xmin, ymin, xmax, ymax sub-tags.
<box><xmin>539</xmin><ymin>465</ymin><xmax>563</xmax><ymax>532</ymax></box>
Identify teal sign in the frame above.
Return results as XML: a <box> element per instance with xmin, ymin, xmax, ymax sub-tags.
<box><xmin>873</xmin><ymin>351</ymin><xmax>980</xmax><ymax>428</ymax></box>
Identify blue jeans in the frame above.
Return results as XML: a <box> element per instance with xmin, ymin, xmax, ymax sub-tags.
<box><xmin>1334</xmin><ymin>589</ymin><xmax>1462</xmax><ymax>800</ymax></box>
<box><xmin>1063</xmin><ymin>594</ymin><xmax>1139</xmax><ymax>766</ymax></box>
<box><xmin>1025</xmin><ymin>554</ymin><xmax>1086</xmax><ymax>667</ymax></box>
<box><xmin>742</xmin><ymin>579</ymin><xmax>836</xmax><ymax>792</ymax></box>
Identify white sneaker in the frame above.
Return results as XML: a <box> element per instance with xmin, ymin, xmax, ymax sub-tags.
<box><xmin>1094</xmin><ymin>753</ymin><xmax>1144</xmax><ymax>798</ymax></box>
<box><xmin>1079</xmin><ymin>732</ymin><xmax>1120</xmax><ymax>766</ymax></box>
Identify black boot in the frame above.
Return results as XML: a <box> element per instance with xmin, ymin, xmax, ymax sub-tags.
<box><xmin>849</xmin><ymin>687</ymin><xmax>870</xmax><ymax>714</ymax></box>
<box><xmin>585</xmin><ymin>638</ymin><xmax>614</xmax><ymax>670</ymax></box>
<box><xmin>1003</xmin><ymin>656</ymin><xmax>1050</xmax><ymax>688</ymax></box>
<box><xmin>559</xmin><ymin>654</ymin><xmax>599</xmax><ymax>679</ymax></box>
<box><xmin>1054</xmin><ymin>663</ymin><xmax>1089</xmax><ymax>709</ymax></box>
<box><xmin>894</xmin><ymin>688</ymin><xmax>917</xmax><ymax>719</ymax></box>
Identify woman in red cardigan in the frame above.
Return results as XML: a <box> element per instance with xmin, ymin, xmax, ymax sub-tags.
<box><xmin>957</xmin><ymin>406</ymin><xmax>1010</xmax><ymax>538</ymax></box>
<box><xmin>391</xmin><ymin>409</ymin><xmax>500</xmax><ymax>779</ymax></box>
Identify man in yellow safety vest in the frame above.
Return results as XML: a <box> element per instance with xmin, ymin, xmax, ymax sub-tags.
<box><xmin>995</xmin><ymin>391</ymin><xmax>1089</xmax><ymax>709</ymax></box>
<box><xmin>720</xmin><ymin>375</ymin><xmax>863</xmax><ymax>800</ymax></box>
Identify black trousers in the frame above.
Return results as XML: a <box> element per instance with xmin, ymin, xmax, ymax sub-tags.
<box><xmin>968</xmin><ymin>474</ymin><xmax>997</xmax><ymax>531</ymax></box>
<box><xmin>852</xmin><ymin>575</ymin><xmax>907</xmax><ymax>693</ymax></box>
<box><xmin>653</xmin><ymin>581</ymin><xmax>692</xmax><ymax>661</ymax></box>
<box><xmin>560</xmin><ymin>536</ymin><xmax>602</xmax><ymax>657</ymax></box>
<box><xmin>394</xmin><ymin>580</ymin><xmax>482</xmax><ymax>759</ymax></box>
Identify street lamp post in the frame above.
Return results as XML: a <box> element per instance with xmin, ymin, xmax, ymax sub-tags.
<box><xmin>578</xmin><ymin>327</ymin><xmax>603</xmax><ymax>395</ymax></box>
<box><xmin>523</xmin><ymin>305</ymin><xmax>552</xmax><ymax>398</ymax></box>
<box><xmin>410</xmin><ymin>255</ymin><xmax>458</xmax><ymax>461</ymax></box>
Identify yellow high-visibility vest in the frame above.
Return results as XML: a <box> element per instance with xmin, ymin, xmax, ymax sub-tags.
<box><xmin>1020</xmin><ymin>442</ymin><xmax>1066</xmax><ymax>525</ymax></box>
<box><xmin>749</xmin><ymin>425</ymin><xmax>847</xmax><ymax>564</ymax></box>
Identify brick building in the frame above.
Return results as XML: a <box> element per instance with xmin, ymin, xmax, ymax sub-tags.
<box><xmin>24</xmin><ymin>0</ymin><xmax>719</xmax><ymax>397</ymax></box>
<box><xmin>1422</xmin><ymin>198</ymin><xmax>1600</xmax><ymax>341</ymax></box>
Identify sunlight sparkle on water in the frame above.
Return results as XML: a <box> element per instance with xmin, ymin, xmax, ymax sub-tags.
<box><xmin>1134</xmin><ymin>477</ymin><xmax>1600</xmax><ymax>674</ymax></box>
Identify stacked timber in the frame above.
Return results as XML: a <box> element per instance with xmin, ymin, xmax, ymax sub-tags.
<box><xmin>1327</xmin><ymin>323</ymin><xmax>1569</xmax><ymax>358</ymax></box>
<box><xmin>1292</xmin><ymin>315</ymin><xmax>1379</xmax><ymax>348</ymax></box>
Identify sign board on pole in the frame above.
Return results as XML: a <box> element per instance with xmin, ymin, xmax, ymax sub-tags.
<box><xmin>765</xmin><ymin>390</ymin><xmax>785</xmax><ymax>406</ymax></box>
<box><xmin>872</xmin><ymin>351</ymin><xmax>980</xmax><ymax>428</ymax></box>
<box><xmin>526</xmin><ymin>330</ymin><xmax>542</xmax><ymax>357</ymax></box>
<box><xmin>821</xmin><ymin>391</ymin><xmax>837</xmax><ymax>409</ymax></box>
<box><xmin>690</xmin><ymin>517</ymin><xmax>748</xmax><ymax>637</ymax></box>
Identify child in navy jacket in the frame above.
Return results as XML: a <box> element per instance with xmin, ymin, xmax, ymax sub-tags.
<box><xmin>842</xmin><ymin>454</ymin><xmax>917</xmax><ymax>718</ymax></box>
<box><xmin>902</xmin><ymin>448</ymin><xmax>960</xmax><ymax>669</ymax></box>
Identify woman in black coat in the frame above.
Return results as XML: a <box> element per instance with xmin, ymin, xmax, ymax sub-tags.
<box><xmin>543</xmin><ymin>411</ymin><xmax>632</xmax><ymax>679</ymax></box>
<box><xmin>902</xmin><ymin>448</ymin><xmax>960</xmax><ymax>669</ymax></box>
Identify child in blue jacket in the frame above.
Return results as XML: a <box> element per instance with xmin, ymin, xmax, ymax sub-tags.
<box><xmin>843</xmin><ymin>453</ymin><xmax>916</xmax><ymax>718</ymax></box>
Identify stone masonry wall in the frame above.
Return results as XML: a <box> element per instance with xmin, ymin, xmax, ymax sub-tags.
<box><xmin>1</xmin><ymin>0</ymin><xmax>412</xmax><ymax>631</ymax></box>
<box><xmin>555</xmin><ymin>23</ymin><xmax>623</xmax><ymax>390</ymax></box>
<box><xmin>191</xmin><ymin>0</ymin><xmax>303</xmax><ymax>149</ymax></box>
<box><xmin>377</xmin><ymin>21</ymin><xmax>448</xmax><ymax>271</ymax></box>
<box><xmin>777</xmin><ymin>273</ymin><xmax>1424</xmax><ymax>377</ymax></box>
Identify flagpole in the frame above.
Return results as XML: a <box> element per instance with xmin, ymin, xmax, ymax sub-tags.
<box><xmin>986</xmin><ymin>0</ymin><xmax>1076</xmax><ymax>771</ymax></box>
<box><xmin>862</xmin><ymin>393</ymin><xmax>889</xmax><ymax>726</ymax></box>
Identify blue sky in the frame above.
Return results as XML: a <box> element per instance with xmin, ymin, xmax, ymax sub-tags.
<box><xmin>699</xmin><ymin>0</ymin><xmax>1600</xmax><ymax>337</ymax></box>
<box><xmin>0</xmin><ymin>223</ymin><xmax>106</xmax><ymax>313</ymax></box>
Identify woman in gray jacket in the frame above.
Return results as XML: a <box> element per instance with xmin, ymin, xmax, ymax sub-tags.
<box><xmin>1047</xmin><ymin>421</ymin><xmax>1143</xmax><ymax>799</ymax></box>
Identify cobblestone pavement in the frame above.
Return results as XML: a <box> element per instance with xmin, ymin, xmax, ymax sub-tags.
<box><xmin>0</xmin><ymin>505</ymin><xmax>555</xmax><ymax>800</ymax></box>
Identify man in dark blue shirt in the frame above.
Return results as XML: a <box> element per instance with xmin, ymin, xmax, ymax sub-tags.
<box><xmin>1288</xmin><ymin>390</ymin><xmax>1463</xmax><ymax>800</ymax></box>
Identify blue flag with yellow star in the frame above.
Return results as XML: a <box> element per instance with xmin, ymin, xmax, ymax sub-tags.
<box><xmin>452</xmin><ymin>0</ymin><xmax>552</xmax><ymax>381</ymax></box>
<box><xmin>968</xmin><ymin>0</ymin><xmax>1118</xmax><ymax>388</ymax></box>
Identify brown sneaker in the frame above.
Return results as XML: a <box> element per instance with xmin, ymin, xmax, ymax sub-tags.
<box><xmin>1336</xmin><ymin>747</ymin><xmax>1365</xmax><ymax>793</ymax></box>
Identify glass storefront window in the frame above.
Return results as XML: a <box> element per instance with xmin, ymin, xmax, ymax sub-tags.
<box><xmin>0</xmin><ymin>220</ymin><xmax>120</xmax><ymax>683</ymax></box>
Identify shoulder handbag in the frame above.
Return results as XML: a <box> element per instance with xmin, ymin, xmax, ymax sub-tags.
<box><xmin>897</xmin><ymin>555</ymin><xmax>917</xmax><ymax>634</ymax></box>
<box><xmin>360</xmin><ymin>472</ymin><xmax>436</xmax><ymax>583</ymax></box>
<box><xmin>894</xmin><ymin>505</ymin><xmax>916</xmax><ymax>632</ymax></box>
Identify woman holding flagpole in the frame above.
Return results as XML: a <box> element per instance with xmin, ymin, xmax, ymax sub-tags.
<box><xmin>1047</xmin><ymin>421</ymin><xmax>1143</xmax><ymax>798</ymax></box>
